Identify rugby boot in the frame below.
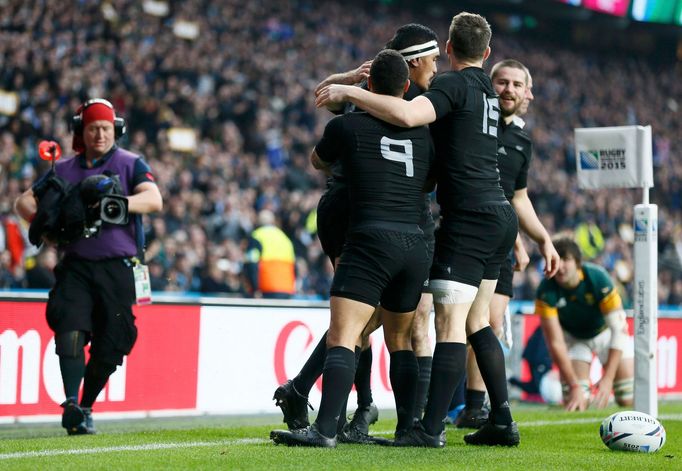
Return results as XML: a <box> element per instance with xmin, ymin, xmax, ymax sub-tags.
<box><xmin>344</xmin><ymin>402</ymin><xmax>378</xmax><ymax>436</ymax></box>
<box><xmin>270</xmin><ymin>423</ymin><xmax>337</xmax><ymax>448</ymax></box>
<box><xmin>273</xmin><ymin>380</ymin><xmax>313</xmax><ymax>430</ymax></box>
<box><xmin>338</xmin><ymin>423</ymin><xmax>389</xmax><ymax>445</ymax></box>
<box><xmin>454</xmin><ymin>407</ymin><xmax>489</xmax><ymax>429</ymax></box>
<box><xmin>464</xmin><ymin>421</ymin><xmax>520</xmax><ymax>447</ymax></box>
<box><xmin>393</xmin><ymin>422</ymin><xmax>446</xmax><ymax>448</ymax></box>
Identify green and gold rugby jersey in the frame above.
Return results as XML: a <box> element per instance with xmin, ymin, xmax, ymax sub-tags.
<box><xmin>534</xmin><ymin>262</ymin><xmax>623</xmax><ymax>339</ymax></box>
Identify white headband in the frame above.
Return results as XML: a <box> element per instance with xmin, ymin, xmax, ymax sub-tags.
<box><xmin>398</xmin><ymin>40</ymin><xmax>439</xmax><ymax>61</ymax></box>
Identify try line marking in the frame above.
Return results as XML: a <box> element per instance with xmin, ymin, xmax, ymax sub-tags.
<box><xmin>2</xmin><ymin>413</ymin><xmax>680</xmax><ymax>460</ymax></box>
<box><xmin>0</xmin><ymin>438</ymin><xmax>267</xmax><ymax>460</ymax></box>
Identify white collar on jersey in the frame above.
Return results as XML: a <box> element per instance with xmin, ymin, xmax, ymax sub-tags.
<box><xmin>512</xmin><ymin>115</ymin><xmax>526</xmax><ymax>129</ymax></box>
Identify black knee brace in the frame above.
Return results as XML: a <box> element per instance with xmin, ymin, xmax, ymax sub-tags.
<box><xmin>55</xmin><ymin>331</ymin><xmax>87</xmax><ymax>358</ymax></box>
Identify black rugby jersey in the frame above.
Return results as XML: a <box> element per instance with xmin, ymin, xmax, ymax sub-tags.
<box><xmin>315</xmin><ymin>111</ymin><xmax>434</xmax><ymax>227</ymax></box>
<box><xmin>327</xmin><ymin>82</ymin><xmax>423</xmax><ymax>188</ymax></box>
<box><xmin>497</xmin><ymin>118</ymin><xmax>532</xmax><ymax>202</ymax></box>
<box><xmin>423</xmin><ymin>67</ymin><xmax>506</xmax><ymax>212</ymax></box>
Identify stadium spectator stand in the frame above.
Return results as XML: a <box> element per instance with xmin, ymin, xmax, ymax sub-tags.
<box><xmin>0</xmin><ymin>0</ymin><xmax>680</xmax><ymax>303</ymax></box>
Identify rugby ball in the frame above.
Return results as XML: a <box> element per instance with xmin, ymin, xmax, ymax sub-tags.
<box><xmin>539</xmin><ymin>370</ymin><xmax>562</xmax><ymax>405</ymax></box>
<box><xmin>599</xmin><ymin>411</ymin><xmax>666</xmax><ymax>453</ymax></box>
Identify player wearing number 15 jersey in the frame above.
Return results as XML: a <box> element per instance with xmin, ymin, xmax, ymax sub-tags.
<box><xmin>270</xmin><ymin>49</ymin><xmax>434</xmax><ymax>448</ymax></box>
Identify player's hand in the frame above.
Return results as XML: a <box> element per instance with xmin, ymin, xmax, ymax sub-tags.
<box><xmin>513</xmin><ymin>244</ymin><xmax>530</xmax><ymax>272</ymax></box>
<box><xmin>315</xmin><ymin>84</ymin><xmax>352</xmax><ymax>108</ymax></box>
<box><xmin>540</xmin><ymin>240</ymin><xmax>560</xmax><ymax>278</ymax></box>
<box><xmin>314</xmin><ymin>61</ymin><xmax>372</xmax><ymax>96</ymax></box>
<box><xmin>349</xmin><ymin>60</ymin><xmax>372</xmax><ymax>85</ymax></box>
<box><xmin>564</xmin><ymin>385</ymin><xmax>587</xmax><ymax>412</ymax></box>
<box><xmin>589</xmin><ymin>378</ymin><xmax>613</xmax><ymax>409</ymax></box>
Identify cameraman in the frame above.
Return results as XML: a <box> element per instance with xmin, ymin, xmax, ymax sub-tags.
<box><xmin>14</xmin><ymin>98</ymin><xmax>162</xmax><ymax>435</ymax></box>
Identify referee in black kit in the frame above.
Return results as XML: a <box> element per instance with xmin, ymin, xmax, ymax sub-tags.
<box><xmin>271</xmin><ymin>49</ymin><xmax>434</xmax><ymax>448</ymax></box>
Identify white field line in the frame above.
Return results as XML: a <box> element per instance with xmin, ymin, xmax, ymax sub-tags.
<box><xmin>2</xmin><ymin>413</ymin><xmax>681</xmax><ymax>460</ymax></box>
<box><xmin>0</xmin><ymin>438</ymin><xmax>268</xmax><ymax>460</ymax></box>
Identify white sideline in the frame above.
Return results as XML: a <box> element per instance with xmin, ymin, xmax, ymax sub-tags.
<box><xmin>2</xmin><ymin>414</ymin><xmax>681</xmax><ymax>461</ymax></box>
<box><xmin>0</xmin><ymin>439</ymin><xmax>268</xmax><ymax>460</ymax></box>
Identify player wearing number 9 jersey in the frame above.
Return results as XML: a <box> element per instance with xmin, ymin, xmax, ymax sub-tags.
<box><xmin>270</xmin><ymin>49</ymin><xmax>434</xmax><ymax>447</ymax></box>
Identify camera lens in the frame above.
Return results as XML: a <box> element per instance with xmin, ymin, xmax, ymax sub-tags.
<box><xmin>104</xmin><ymin>201</ymin><xmax>122</xmax><ymax>218</ymax></box>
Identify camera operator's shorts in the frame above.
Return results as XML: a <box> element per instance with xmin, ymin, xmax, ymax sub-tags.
<box><xmin>430</xmin><ymin>203</ymin><xmax>518</xmax><ymax>289</ymax></box>
<box><xmin>331</xmin><ymin>223</ymin><xmax>430</xmax><ymax>313</ymax></box>
<box><xmin>494</xmin><ymin>252</ymin><xmax>514</xmax><ymax>298</ymax></box>
<box><xmin>46</xmin><ymin>257</ymin><xmax>138</xmax><ymax>365</ymax></box>
<box><xmin>317</xmin><ymin>181</ymin><xmax>350</xmax><ymax>266</ymax></box>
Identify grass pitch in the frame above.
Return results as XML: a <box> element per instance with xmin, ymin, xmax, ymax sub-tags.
<box><xmin>1</xmin><ymin>403</ymin><xmax>679</xmax><ymax>470</ymax></box>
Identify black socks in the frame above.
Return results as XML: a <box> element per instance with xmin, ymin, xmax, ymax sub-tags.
<box><xmin>315</xmin><ymin>346</ymin><xmax>356</xmax><ymax>437</ymax></box>
<box><xmin>354</xmin><ymin>347</ymin><xmax>373</xmax><ymax>408</ymax></box>
<box><xmin>293</xmin><ymin>331</ymin><xmax>328</xmax><ymax>396</ymax></box>
<box><xmin>421</xmin><ymin>342</ymin><xmax>467</xmax><ymax>435</ymax></box>
<box><xmin>468</xmin><ymin>326</ymin><xmax>513</xmax><ymax>426</ymax></box>
<box><xmin>389</xmin><ymin>350</ymin><xmax>419</xmax><ymax>432</ymax></box>
<box><xmin>415</xmin><ymin>356</ymin><xmax>432</xmax><ymax>420</ymax></box>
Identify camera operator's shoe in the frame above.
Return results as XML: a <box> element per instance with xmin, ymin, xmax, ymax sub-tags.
<box><xmin>61</xmin><ymin>399</ymin><xmax>96</xmax><ymax>435</ymax></box>
<box><xmin>455</xmin><ymin>407</ymin><xmax>489</xmax><ymax>429</ymax></box>
<box><xmin>393</xmin><ymin>422</ymin><xmax>446</xmax><ymax>448</ymax></box>
<box><xmin>463</xmin><ymin>421</ymin><xmax>520</xmax><ymax>447</ymax></box>
<box><xmin>273</xmin><ymin>380</ymin><xmax>313</xmax><ymax>430</ymax></box>
<box><xmin>270</xmin><ymin>423</ymin><xmax>337</xmax><ymax>448</ymax></box>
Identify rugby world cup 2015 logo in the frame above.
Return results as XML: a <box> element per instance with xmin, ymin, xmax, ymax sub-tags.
<box><xmin>634</xmin><ymin>216</ymin><xmax>656</xmax><ymax>242</ymax></box>
<box><xmin>580</xmin><ymin>150</ymin><xmax>600</xmax><ymax>170</ymax></box>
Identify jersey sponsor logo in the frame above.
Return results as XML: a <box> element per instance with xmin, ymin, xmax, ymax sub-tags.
<box><xmin>579</xmin><ymin>148</ymin><xmax>627</xmax><ymax>170</ymax></box>
<box><xmin>557</xmin><ymin>297</ymin><xmax>567</xmax><ymax>308</ymax></box>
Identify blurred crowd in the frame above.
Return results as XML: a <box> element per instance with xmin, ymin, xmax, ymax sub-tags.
<box><xmin>0</xmin><ymin>0</ymin><xmax>680</xmax><ymax>304</ymax></box>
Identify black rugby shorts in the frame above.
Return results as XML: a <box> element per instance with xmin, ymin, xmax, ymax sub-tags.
<box><xmin>317</xmin><ymin>182</ymin><xmax>350</xmax><ymax>265</ymax></box>
<box><xmin>430</xmin><ymin>203</ymin><xmax>518</xmax><ymax>287</ymax></box>
<box><xmin>494</xmin><ymin>251</ymin><xmax>514</xmax><ymax>297</ymax></box>
<box><xmin>331</xmin><ymin>226</ymin><xmax>430</xmax><ymax>313</ymax></box>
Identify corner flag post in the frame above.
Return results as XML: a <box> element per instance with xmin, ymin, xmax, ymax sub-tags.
<box><xmin>574</xmin><ymin>125</ymin><xmax>657</xmax><ymax>417</ymax></box>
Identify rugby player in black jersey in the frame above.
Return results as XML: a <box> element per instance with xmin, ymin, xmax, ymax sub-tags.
<box><xmin>272</xmin><ymin>24</ymin><xmax>439</xmax><ymax>444</ymax></box>
<box><xmin>270</xmin><ymin>49</ymin><xmax>434</xmax><ymax>448</ymax></box>
<box><xmin>317</xmin><ymin>12</ymin><xmax>522</xmax><ymax>447</ymax></box>
<box><xmin>456</xmin><ymin>60</ymin><xmax>560</xmax><ymax>429</ymax></box>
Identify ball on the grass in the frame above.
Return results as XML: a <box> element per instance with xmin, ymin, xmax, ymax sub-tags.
<box><xmin>539</xmin><ymin>370</ymin><xmax>562</xmax><ymax>405</ymax></box>
<box><xmin>599</xmin><ymin>410</ymin><xmax>666</xmax><ymax>453</ymax></box>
